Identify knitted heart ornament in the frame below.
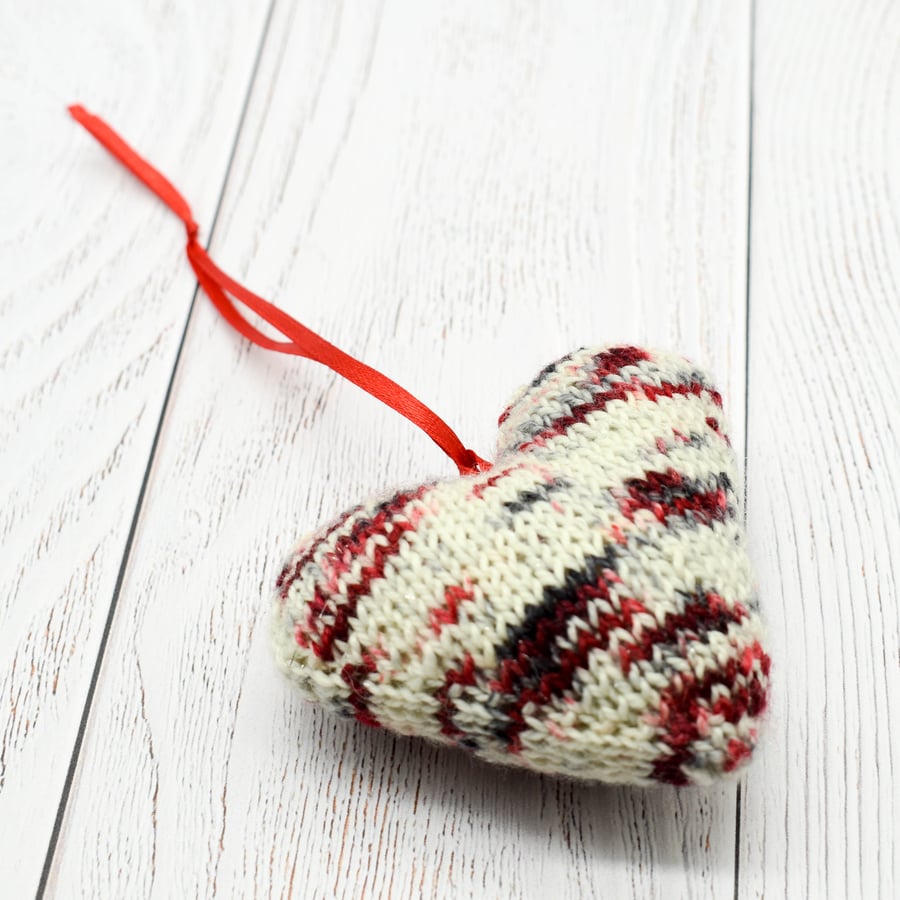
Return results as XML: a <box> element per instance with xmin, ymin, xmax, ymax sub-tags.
<box><xmin>70</xmin><ymin>108</ymin><xmax>769</xmax><ymax>788</ymax></box>
<box><xmin>272</xmin><ymin>346</ymin><xmax>770</xmax><ymax>786</ymax></box>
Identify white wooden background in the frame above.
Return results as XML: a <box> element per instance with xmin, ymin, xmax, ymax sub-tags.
<box><xmin>2</xmin><ymin>0</ymin><xmax>897</xmax><ymax>897</ymax></box>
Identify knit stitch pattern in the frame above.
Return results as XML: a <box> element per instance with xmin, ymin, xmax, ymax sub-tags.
<box><xmin>272</xmin><ymin>345</ymin><xmax>769</xmax><ymax>786</ymax></box>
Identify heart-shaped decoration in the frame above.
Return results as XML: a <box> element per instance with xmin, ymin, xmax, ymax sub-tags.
<box><xmin>273</xmin><ymin>346</ymin><xmax>769</xmax><ymax>786</ymax></box>
<box><xmin>66</xmin><ymin>114</ymin><xmax>769</xmax><ymax>786</ymax></box>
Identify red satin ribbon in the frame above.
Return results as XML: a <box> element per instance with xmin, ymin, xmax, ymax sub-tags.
<box><xmin>68</xmin><ymin>104</ymin><xmax>490</xmax><ymax>476</ymax></box>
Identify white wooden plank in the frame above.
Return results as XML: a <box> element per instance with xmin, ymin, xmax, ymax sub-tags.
<box><xmin>0</xmin><ymin>0</ymin><xmax>271</xmax><ymax>895</ymax></box>
<box><xmin>48</xmin><ymin>1</ymin><xmax>752</xmax><ymax>897</ymax></box>
<box><xmin>740</xmin><ymin>1</ymin><xmax>900</xmax><ymax>897</ymax></box>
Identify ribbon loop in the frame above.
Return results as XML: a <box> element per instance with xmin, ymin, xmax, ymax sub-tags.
<box><xmin>69</xmin><ymin>104</ymin><xmax>489</xmax><ymax>476</ymax></box>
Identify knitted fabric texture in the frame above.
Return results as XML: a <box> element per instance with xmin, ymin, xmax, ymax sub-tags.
<box><xmin>272</xmin><ymin>345</ymin><xmax>769</xmax><ymax>786</ymax></box>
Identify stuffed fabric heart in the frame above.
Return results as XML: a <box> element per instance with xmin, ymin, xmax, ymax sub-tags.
<box><xmin>273</xmin><ymin>345</ymin><xmax>769</xmax><ymax>786</ymax></box>
<box><xmin>66</xmin><ymin>112</ymin><xmax>768</xmax><ymax>784</ymax></box>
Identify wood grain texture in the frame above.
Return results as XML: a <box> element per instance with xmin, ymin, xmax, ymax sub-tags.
<box><xmin>0</xmin><ymin>1</ymin><xmax>272</xmax><ymax>896</ymax></box>
<box><xmin>45</xmin><ymin>1</ymin><xmax>753</xmax><ymax>897</ymax></box>
<box><xmin>739</xmin><ymin>1</ymin><xmax>900</xmax><ymax>897</ymax></box>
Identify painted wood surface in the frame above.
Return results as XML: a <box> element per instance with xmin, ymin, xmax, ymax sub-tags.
<box><xmin>739</xmin><ymin>1</ymin><xmax>900</xmax><ymax>897</ymax></box>
<box><xmin>2</xmin><ymin>0</ymin><xmax>896</xmax><ymax>897</ymax></box>
<box><xmin>0</xmin><ymin>1</ymin><xmax>272</xmax><ymax>896</ymax></box>
<box><xmin>43</xmin><ymin>1</ymin><xmax>752</xmax><ymax>896</ymax></box>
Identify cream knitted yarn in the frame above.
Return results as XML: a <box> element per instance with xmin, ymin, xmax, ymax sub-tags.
<box><xmin>272</xmin><ymin>345</ymin><xmax>769</xmax><ymax>786</ymax></box>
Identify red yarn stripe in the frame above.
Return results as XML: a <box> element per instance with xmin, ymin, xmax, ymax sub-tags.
<box><xmin>519</xmin><ymin>378</ymin><xmax>723</xmax><ymax>452</ymax></box>
<box><xmin>304</xmin><ymin>484</ymin><xmax>431</xmax><ymax>662</ymax></box>
<box><xmin>650</xmin><ymin>642</ymin><xmax>770</xmax><ymax>785</ymax></box>
<box><xmin>341</xmin><ymin>657</ymin><xmax>382</xmax><ymax>728</ymax></box>
<box><xmin>436</xmin><ymin>652</ymin><xmax>478</xmax><ymax>740</ymax></box>
<box><xmin>495</xmin><ymin>591</ymin><xmax>751</xmax><ymax>754</ymax></box>
<box><xmin>497</xmin><ymin>346</ymin><xmax>651</xmax><ymax>427</ymax></box>
<box><xmin>616</xmin><ymin>470</ymin><xmax>731</xmax><ymax>526</ymax></box>
<box><xmin>68</xmin><ymin>104</ymin><xmax>489</xmax><ymax>477</ymax></box>
<box><xmin>275</xmin><ymin>503</ymin><xmax>364</xmax><ymax>600</ymax></box>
